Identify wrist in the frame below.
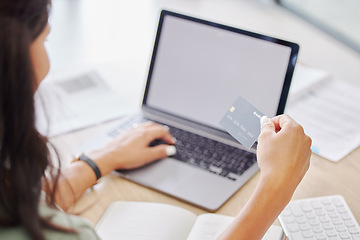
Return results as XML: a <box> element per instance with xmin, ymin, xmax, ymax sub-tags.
<box><xmin>87</xmin><ymin>149</ymin><xmax>117</xmax><ymax>177</ymax></box>
<box><xmin>258</xmin><ymin>172</ymin><xmax>293</xmax><ymax>206</ymax></box>
<box><xmin>72</xmin><ymin>153</ymin><xmax>102</xmax><ymax>186</ymax></box>
<box><xmin>220</xmin><ymin>171</ymin><xmax>294</xmax><ymax>240</ymax></box>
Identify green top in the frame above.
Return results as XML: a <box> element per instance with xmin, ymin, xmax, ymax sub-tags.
<box><xmin>0</xmin><ymin>192</ymin><xmax>100</xmax><ymax>240</ymax></box>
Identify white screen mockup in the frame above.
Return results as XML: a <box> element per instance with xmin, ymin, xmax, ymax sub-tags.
<box><xmin>146</xmin><ymin>15</ymin><xmax>292</xmax><ymax>130</ymax></box>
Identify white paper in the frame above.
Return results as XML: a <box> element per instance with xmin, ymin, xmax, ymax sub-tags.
<box><xmin>287</xmin><ymin>64</ymin><xmax>330</xmax><ymax>103</ymax></box>
<box><xmin>35</xmin><ymin>71</ymin><xmax>134</xmax><ymax>137</ymax></box>
<box><xmin>286</xmin><ymin>78</ymin><xmax>360</xmax><ymax>162</ymax></box>
<box><xmin>186</xmin><ymin>213</ymin><xmax>234</xmax><ymax>240</ymax></box>
<box><xmin>96</xmin><ymin>202</ymin><xmax>196</xmax><ymax>240</ymax></box>
<box><xmin>187</xmin><ymin>213</ymin><xmax>284</xmax><ymax>240</ymax></box>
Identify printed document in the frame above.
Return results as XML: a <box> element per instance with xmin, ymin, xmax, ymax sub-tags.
<box><xmin>35</xmin><ymin>71</ymin><xmax>133</xmax><ymax>137</ymax></box>
<box><xmin>286</xmin><ymin>67</ymin><xmax>360</xmax><ymax>162</ymax></box>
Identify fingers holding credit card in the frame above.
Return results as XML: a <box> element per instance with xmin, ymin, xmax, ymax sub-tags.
<box><xmin>257</xmin><ymin>114</ymin><xmax>312</xmax><ymax>193</ymax></box>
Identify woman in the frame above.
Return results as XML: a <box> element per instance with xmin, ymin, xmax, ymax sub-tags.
<box><xmin>0</xmin><ymin>0</ymin><xmax>311</xmax><ymax>239</ymax></box>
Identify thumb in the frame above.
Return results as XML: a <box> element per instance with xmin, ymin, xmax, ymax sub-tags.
<box><xmin>260</xmin><ymin>116</ymin><xmax>275</xmax><ymax>134</ymax></box>
<box><xmin>146</xmin><ymin>145</ymin><xmax>177</xmax><ymax>162</ymax></box>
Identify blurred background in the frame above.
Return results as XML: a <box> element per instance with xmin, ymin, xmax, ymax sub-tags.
<box><xmin>46</xmin><ymin>0</ymin><xmax>360</xmax><ymax>89</ymax></box>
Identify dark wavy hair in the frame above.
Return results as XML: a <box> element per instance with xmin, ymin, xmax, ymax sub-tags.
<box><xmin>0</xmin><ymin>0</ymin><xmax>73</xmax><ymax>239</ymax></box>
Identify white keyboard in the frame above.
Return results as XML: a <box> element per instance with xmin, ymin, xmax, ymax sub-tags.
<box><xmin>279</xmin><ymin>195</ymin><xmax>360</xmax><ymax>240</ymax></box>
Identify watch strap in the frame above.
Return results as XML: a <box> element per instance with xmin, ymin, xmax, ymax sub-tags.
<box><xmin>77</xmin><ymin>153</ymin><xmax>102</xmax><ymax>180</ymax></box>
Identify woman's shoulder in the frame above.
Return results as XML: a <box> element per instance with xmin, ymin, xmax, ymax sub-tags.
<box><xmin>40</xmin><ymin>202</ymin><xmax>100</xmax><ymax>240</ymax></box>
<box><xmin>0</xmin><ymin>222</ymin><xmax>99</xmax><ymax>240</ymax></box>
<box><xmin>0</xmin><ymin>193</ymin><xmax>100</xmax><ymax>240</ymax></box>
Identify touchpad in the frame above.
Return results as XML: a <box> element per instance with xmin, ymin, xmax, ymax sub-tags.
<box><xmin>117</xmin><ymin>158</ymin><xmax>198</xmax><ymax>191</ymax></box>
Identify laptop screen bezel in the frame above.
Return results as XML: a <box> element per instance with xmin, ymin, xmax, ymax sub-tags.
<box><xmin>142</xmin><ymin>10</ymin><xmax>299</xmax><ymax>133</ymax></box>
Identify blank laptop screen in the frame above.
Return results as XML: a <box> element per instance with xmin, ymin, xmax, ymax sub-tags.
<box><xmin>145</xmin><ymin>12</ymin><xmax>297</xmax><ymax>131</ymax></box>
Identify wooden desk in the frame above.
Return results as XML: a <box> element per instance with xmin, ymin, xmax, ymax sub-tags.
<box><xmin>47</xmin><ymin>0</ymin><xmax>360</xmax><ymax>227</ymax></box>
<box><xmin>51</xmin><ymin>120</ymin><xmax>360</xmax><ymax>226</ymax></box>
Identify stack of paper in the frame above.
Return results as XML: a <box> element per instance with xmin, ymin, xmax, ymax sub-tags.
<box><xmin>286</xmin><ymin>65</ymin><xmax>360</xmax><ymax>162</ymax></box>
<box><xmin>35</xmin><ymin>71</ymin><xmax>134</xmax><ymax>137</ymax></box>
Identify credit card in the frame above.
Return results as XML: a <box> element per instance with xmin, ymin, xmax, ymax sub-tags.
<box><xmin>219</xmin><ymin>96</ymin><xmax>264</xmax><ymax>149</ymax></box>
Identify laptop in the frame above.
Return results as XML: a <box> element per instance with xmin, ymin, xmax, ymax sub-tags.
<box><xmin>79</xmin><ymin>10</ymin><xmax>299</xmax><ymax>211</ymax></box>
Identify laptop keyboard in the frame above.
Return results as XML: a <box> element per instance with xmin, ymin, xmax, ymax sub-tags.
<box><xmin>108</xmin><ymin>115</ymin><xmax>257</xmax><ymax>181</ymax></box>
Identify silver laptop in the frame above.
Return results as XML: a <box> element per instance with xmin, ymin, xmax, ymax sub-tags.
<box><xmin>80</xmin><ymin>10</ymin><xmax>299</xmax><ymax>211</ymax></box>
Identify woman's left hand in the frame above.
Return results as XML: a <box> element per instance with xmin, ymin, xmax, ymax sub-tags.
<box><xmin>89</xmin><ymin>121</ymin><xmax>177</xmax><ymax>175</ymax></box>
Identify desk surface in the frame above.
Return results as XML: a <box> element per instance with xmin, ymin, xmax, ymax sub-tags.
<box><xmin>53</xmin><ymin>121</ymin><xmax>360</xmax><ymax>225</ymax></box>
<box><xmin>47</xmin><ymin>0</ymin><xmax>360</xmax><ymax>227</ymax></box>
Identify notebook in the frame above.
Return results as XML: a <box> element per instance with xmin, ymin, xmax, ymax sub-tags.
<box><xmin>79</xmin><ymin>10</ymin><xmax>299</xmax><ymax>211</ymax></box>
<box><xmin>95</xmin><ymin>201</ymin><xmax>285</xmax><ymax>240</ymax></box>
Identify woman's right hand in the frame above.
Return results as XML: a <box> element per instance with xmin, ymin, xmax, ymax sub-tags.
<box><xmin>218</xmin><ymin>114</ymin><xmax>312</xmax><ymax>240</ymax></box>
<box><xmin>257</xmin><ymin>114</ymin><xmax>312</xmax><ymax>197</ymax></box>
